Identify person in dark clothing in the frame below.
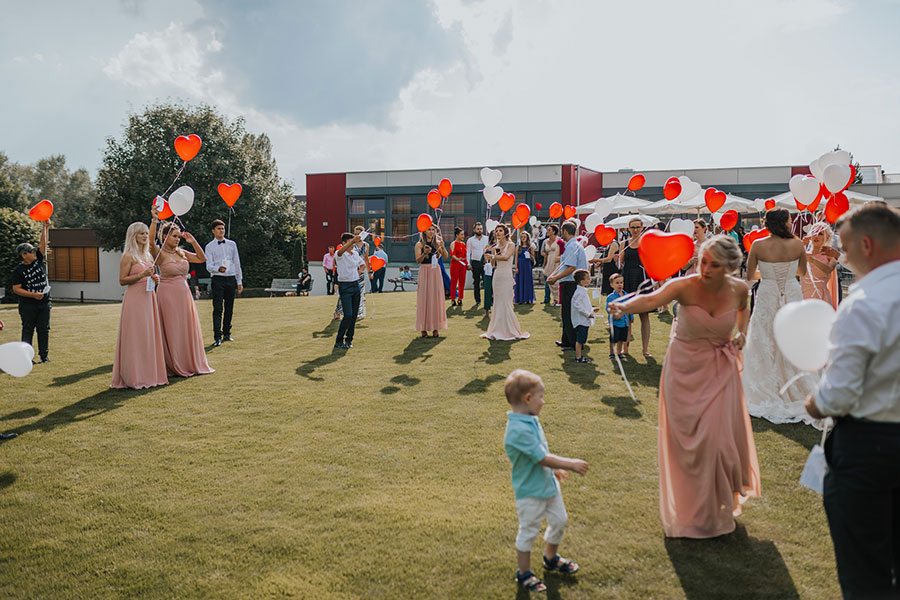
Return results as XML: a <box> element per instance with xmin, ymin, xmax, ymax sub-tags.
<box><xmin>12</xmin><ymin>220</ymin><xmax>51</xmax><ymax>363</ymax></box>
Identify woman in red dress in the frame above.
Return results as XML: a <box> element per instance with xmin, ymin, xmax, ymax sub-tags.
<box><xmin>449</xmin><ymin>227</ymin><xmax>468</xmax><ymax>307</ymax></box>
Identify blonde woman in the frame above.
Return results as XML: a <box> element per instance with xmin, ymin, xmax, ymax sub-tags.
<box><xmin>149</xmin><ymin>208</ymin><xmax>214</xmax><ymax>377</ymax></box>
<box><xmin>111</xmin><ymin>222</ymin><xmax>168</xmax><ymax>389</ymax></box>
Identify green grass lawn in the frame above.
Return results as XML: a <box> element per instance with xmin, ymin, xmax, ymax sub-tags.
<box><xmin>0</xmin><ymin>292</ymin><xmax>838</xmax><ymax>599</ymax></box>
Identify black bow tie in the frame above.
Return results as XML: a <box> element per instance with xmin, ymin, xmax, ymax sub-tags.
<box><xmin>217</xmin><ymin>240</ymin><xmax>226</xmax><ymax>245</ymax></box>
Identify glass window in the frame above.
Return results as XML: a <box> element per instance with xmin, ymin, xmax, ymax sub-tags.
<box><xmin>442</xmin><ymin>194</ymin><xmax>465</xmax><ymax>213</ymax></box>
<box><xmin>349</xmin><ymin>218</ymin><xmax>366</xmax><ymax>232</ymax></box>
<box><xmin>367</xmin><ymin>218</ymin><xmax>385</xmax><ymax>236</ymax></box>
<box><xmin>350</xmin><ymin>198</ymin><xmax>365</xmax><ymax>214</ymax></box>
<box><xmin>392</xmin><ymin>196</ymin><xmax>411</xmax><ymax>215</ymax></box>
<box><xmin>459</xmin><ymin>217</ymin><xmax>475</xmax><ymax>237</ymax></box>
<box><xmin>392</xmin><ymin>218</ymin><xmax>410</xmax><ymax>238</ymax></box>
<box><xmin>438</xmin><ymin>218</ymin><xmax>455</xmax><ymax>241</ymax></box>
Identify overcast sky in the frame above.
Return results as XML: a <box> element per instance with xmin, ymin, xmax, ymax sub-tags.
<box><xmin>2</xmin><ymin>0</ymin><xmax>898</xmax><ymax>193</ymax></box>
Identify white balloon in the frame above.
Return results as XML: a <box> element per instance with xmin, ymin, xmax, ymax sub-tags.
<box><xmin>584</xmin><ymin>245</ymin><xmax>597</xmax><ymax>261</ymax></box>
<box><xmin>485</xmin><ymin>219</ymin><xmax>499</xmax><ymax>234</ymax></box>
<box><xmin>712</xmin><ymin>212</ymin><xmax>723</xmax><ymax>226</ymax></box>
<box><xmin>584</xmin><ymin>213</ymin><xmax>604</xmax><ymax>233</ymax></box>
<box><xmin>668</xmin><ymin>218</ymin><xmax>694</xmax><ymax>237</ymax></box>
<box><xmin>480</xmin><ymin>167</ymin><xmax>502</xmax><ymax>188</ymax></box>
<box><xmin>592</xmin><ymin>198</ymin><xmax>613</xmax><ymax>220</ymax></box>
<box><xmin>820</xmin><ymin>150</ymin><xmax>851</xmax><ymax>169</ymax></box>
<box><xmin>823</xmin><ymin>163</ymin><xmax>851</xmax><ymax>194</ymax></box>
<box><xmin>168</xmin><ymin>185</ymin><xmax>194</xmax><ymax>216</ymax></box>
<box><xmin>529</xmin><ymin>216</ymin><xmax>538</xmax><ymax>227</ymax></box>
<box><xmin>676</xmin><ymin>176</ymin><xmax>702</xmax><ymax>201</ymax></box>
<box><xmin>774</xmin><ymin>299</ymin><xmax>837</xmax><ymax>371</ymax></box>
<box><xmin>789</xmin><ymin>174</ymin><xmax>820</xmax><ymax>206</ymax></box>
<box><xmin>752</xmin><ymin>198</ymin><xmax>768</xmax><ymax>212</ymax></box>
<box><xmin>0</xmin><ymin>342</ymin><xmax>34</xmax><ymax>378</ymax></box>
<box><xmin>809</xmin><ymin>157</ymin><xmax>825</xmax><ymax>181</ymax></box>
<box><xmin>483</xmin><ymin>185</ymin><xmax>503</xmax><ymax>206</ymax></box>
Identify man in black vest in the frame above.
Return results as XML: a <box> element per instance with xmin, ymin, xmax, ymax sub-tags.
<box><xmin>12</xmin><ymin>220</ymin><xmax>51</xmax><ymax>364</ymax></box>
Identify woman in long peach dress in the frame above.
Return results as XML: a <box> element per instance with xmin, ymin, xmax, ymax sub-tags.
<box><xmin>610</xmin><ymin>235</ymin><xmax>760</xmax><ymax>538</ymax></box>
<box><xmin>481</xmin><ymin>224</ymin><xmax>529</xmax><ymax>341</ymax></box>
<box><xmin>800</xmin><ymin>222</ymin><xmax>839</xmax><ymax>308</ymax></box>
<box><xmin>111</xmin><ymin>222</ymin><xmax>168</xmax><ymax>389</ymax></box>
<box><xmin>414</xmin><ymin>225</ymin><xmax>448</xmax><ymax>337</ymax></box>
<box><xmin>149</xmin><ymin>210</ymin><xmax>214</xmax><ymax>377</ymax></box>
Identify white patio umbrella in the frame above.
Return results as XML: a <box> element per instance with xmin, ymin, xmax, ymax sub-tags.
<box><xmin>604</xmin><ymin>213</ymin><xmax>660</xmax><ymax>229</ymax></box>
<box><xmin>771</xmin><ymin>189</ymin><xmax>884</xmax><ymax>212</ymax></box>
<box><xmin>641</xmin><ymin>193</ymin><xmax>756</xmax><ymax>215</ymax></box>
<box><xmin>576</xmin><ymin>193</ymin><xmax>653</xmax><ymax>215</ymax></box>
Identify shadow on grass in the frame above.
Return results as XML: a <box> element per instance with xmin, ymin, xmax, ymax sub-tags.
<box><xmin>48</xmin><ymin>364</ymin><xmax>113</xmax><ymax>387</ymax></box>
<box><xmin>615</xmin><ymin>356</ymin><xmax>662</xmax><ymax>388</ymax></box>
<box><xmin>296</xmin><ymin>348</ymin><xmax>346</xmax><ymax>381</ymax></box>
<box><xmin>543</xmin><ymin>304</ymin><xmax>561</xmax><ymax>322</ymax></box>
<box><xmin>311</xmin><ymin>320</ymin><xmax>339</xmax><ymax>339</ymax></box>
<box><xmin>479</xmin><ymin>340</ymin><xmax>524</xmax><ymax>365</ymax></box>
<box><xmin>393</xmin><ymin>337</ymin><xmax>445</xmax><ymax>365</ymax></box>
<box><xmin>561</xmin><ymin>355</ymin><xmax>602</xmax><ymax>390</ymax></box>
<box><xmin>601</xmin><ymin>395</ymin><xmax>643</xmax><ymax>420</ymax></box>
<box><xmin>0</xmin><ymin>471</ymin><xmax>16</xmax><ymax>490</ymax></box>
<box><xmin>381</xmin><ymin>374</ymin><xmax>421</xmax><ymax>395</ymax></box>
<box><xmin>458</xmin><ymin>374</ymin><xmax>505</xmax><ymax>395</ymax></box>
<box><xmin>656</xmin><ymin>311</ymin><xmax>674</xmax><ymax>325</ymax></box>
<box><xmin>1</xmin><ymin>407</ymin><xmax>41</xmax><ymax>421</ymax></box>
<box><xmin>752</xmin><ymin>418</ymin><xmax>819</xmax><ymax>451</ymax></box>
<box><xmin>514</xmin><ymin>303</ymin><xmax>535</xmax><ymax>315</ymax></box>
<box><xmin>665</xmin><ymin>524</ymin><xmax>799</xmax><ymax>599</ymax></box>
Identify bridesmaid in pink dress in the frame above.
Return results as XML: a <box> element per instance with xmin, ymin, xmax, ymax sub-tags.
<box><xmin>481</xmin><ymin>224</ymin><xmax>530</xmax><ymax>341</ymax></box>
<box><xmin>414</xmin><ymin>225</ymin><xmax>449</xmax><ymax>337</ymax></box>
<box><xmin>610</xmin><ymin>235</ymin><xmax>760</xmax><ymax>538</ymax></box>
<box><xmin>111</xmin><ymin>222</ymin><xmax>168</xmax><ymax>389</ymax></box>
<box><xmin>149</xmin><ymin>210</ymin><xmax>214</xmax><ymax>377</ymax></box>
<box><xmin>801</xmin><ymin>222</ymin><xmax>839</xmax><ymax>307</ymax></box>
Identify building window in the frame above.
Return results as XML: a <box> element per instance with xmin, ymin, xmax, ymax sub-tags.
<box><xmin>392</xmin><ymin>196</ymin><xmax>411</xmax><ymax>215</ymax></box>
<box><xmin>48</xmin><ymin>247</ymin><xmax>99</xmax><ymax>282</ymax></box>
<box><xmin>442</xmin><ymin>194</ymin><xmax>465</xmax><ymax>213</ymax></box>
<box><xmin>349</xmin><ymin>218</ymin><xmax>367</xmax><ymax>232</ymax></box>
<box><xmin>350</xmin><ymin>198</ymin><xmax>365</xmax><ymax>214</ymax></box>
<box><xmin>392</xmin><ymin>218</ymin><xmax>410</xmax><ymax>238</ymax></box>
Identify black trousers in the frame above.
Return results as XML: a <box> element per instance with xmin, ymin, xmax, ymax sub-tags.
<box><xmin>19</xmin><ymin>301</ymin><xmax>51</xmax><ymax>359</ymax></box>
<box><xmin>470</xmin><ymin>260</ymin><xmax>484</xmax><ymax>304</ymax></box>
<box><xmin>371</xmin><ymin>270</ymin><xmax>385</xmax><ymax>293</ymax></box>
<box><xmin>325</xmin><ymin>269</ymin><xmax>336</xmax><ymax>294</ymax></box>
<box><xmin>824</xmin><ymin>417</ymin><xmax>900</xmax><ymax>599</ymax></box>
<box><xmin>560</xmin><ymin>281</ymin><xmax>577</xmax><ymax>347</ymax></box>
<box><xmin>336</xmin><ymin>281</ymin><xmax>361</xmax><ymax>344</ymax></box>
<box><xmin>211</xmin><ymin>275</ymin><xmax>237</xmax><ymax>339</ymax></box>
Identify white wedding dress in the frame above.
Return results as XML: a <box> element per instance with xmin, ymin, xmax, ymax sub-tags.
<box><xmin>742</xmin><ymin>260</ymin><xmax>822</xmax><ymax>428</ymax></box>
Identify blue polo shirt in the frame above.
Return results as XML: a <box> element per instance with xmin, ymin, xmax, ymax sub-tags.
<box><xmin>559</xmin><ymin>238</ymin><xmax>587</xmax><ymax>283</ymax></box>
<box><xmin>504</xmin><ymin>412</ymin><xmax>560</xmax><ymax>500</ymax></box>
<box><xmin>606</xmin><ymin>291</ymin><xmax>634</xmax><ymax>327</ymax></box>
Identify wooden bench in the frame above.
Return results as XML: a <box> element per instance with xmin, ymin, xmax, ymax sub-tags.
<box><xmin>265</xmin><ymin>279</ymin><xmax>299</xmax><ymax>297</ymax></box>
<box><xmin>390</xmin><ymin>274</ymin><xmax>418</xmax><ymax>292</ymax></box>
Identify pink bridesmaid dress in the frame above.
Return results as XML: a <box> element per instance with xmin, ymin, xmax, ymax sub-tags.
<box><xmin>157</xmin><ymin>259</ymin><xmax>214</xmax><ymax>377</ymax></box>
<box><xmin>658</xmin><ymin>304</ymin><xmax>760</xmax><ymax>538</ymax></box>
<box><xmin>111</xmin><ymin>260</ymin><xmax>168</xmax><ymax>389</ymax></box>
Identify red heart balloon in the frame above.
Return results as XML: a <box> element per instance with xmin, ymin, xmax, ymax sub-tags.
<box><xmin>174</xmin><ymin>134</ymin><xmax>202</xmax><ymax>161</ymax></box>
<box><xmin>638</xmin><ymin>230</ymin><xmax>695</xmax><ymax>280</ymax></box>
<box><xmin>742</xmin><ymin>228</ymin><xmax>770</xmax><ymax>253</ymax></box>
<box><xmin>416</xmin><ymin>213</ymin><xmax>433</xmax><ymax>232</ymax></box>
<box><xmin>628</xmin><ymin>174</ymin><xmax>646</xmax><ymax>192</ymax></box>
<box><xmin>512</xmin><ymin>213</ymin><xmax>526</xmax><ymax>229</ymax></box>
<box><xmin>515</xmin><ymin>203</ymin><xmax>531</xmax><ymax>221</ymax></box>
<box><xmin>28</xmin><ymin>200</ymin><xmax>54</xmax><ymax>222</ymax></box>
<box><xmin>217</xmin><ymin>183</ymin><xmax>242</xmax><ymax>207</ymax></box>
<box><xmin>844</xmin><ymin>165</ymin><xmax>856</xmax><ymax>191</ymax></box>
<box><xmin>765</xmin><ymin>199</ymin><xmax>776</xmax><ymax>211</ymax></box>
<box><xmin>427</xmin><ymin>189</ymin><xmax>442</xmax><ymax>209</ymax></box>
<box><xmin>438</xmin><ymin>178</ymin><xmax>453</xmax><ymax>198</ymax></box>
<box><xmin>663</xmin><ymin>177</ymin><xmax>682</xmax><ymax>200</ymax></box>
<box><xmin>548</xmin><ymin>202</ymin><xmax>563</xmax><ymax>219</ymax></box>
<box><xmin>498</xmin><ymin>193</ymin><xmax>515</xmax><ymax>213</ymax></box>
<box><xmin>594</xmin><ymin>224</ymin><xmax>616</xmax><ymax>246</ymax></box>
<box><xmin>825</xmin><ymin>193</ymin><xmax>850</xmax><ymax>223</ymax></box>
<box><xmin>374</xmin><ymin>236</ymin><xmax>382</xmax><ymax>247</ymax></box>
<box><xmin>720</xmin><ymin>210</ymin><xmax>738</xmax><ymax>231</ymax></box>
<box><xmin>370</xmin><ymin>256</ymin><xmax>386</xmax><ymax>272</ymax></box>
<box><xmin>806</xmin><ymin>185</ymin><xmax>825</xmax><ymax>212</ymax></box>
<box><xmin>563</xmin><ymin>205</ymin><xmax>576</xmax><ymax>220</ymax></box>
<box><xmin>152</xmin><ymin>198</ymin><xmax>174</xmax><ymax>220</ymax></box>
<box><xmin>535</xmin><ymin>203</ymin><xmax>542</xmax><ymax>211</ymax></box>
<box><xmin>704</xmin><ymin>188</ymin><xmax>726</xmax><ymax>213</ymax></box>
<box><xmin>795</xmin><ymin>198</ymin><xmax>807</xmax><ymax>211</ymax></box>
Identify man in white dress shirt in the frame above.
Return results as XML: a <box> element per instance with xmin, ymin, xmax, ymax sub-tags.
<box><xmin>805</xmin><ymin>202</ymin><xmax>900</xmax><ymax>599</ymax></box>
<box><xmin>204</xmin><ymin>219</ymin><xmax>243</xmax><ymax>347</ymax></box>
<box><xmin>466</xmin><ymin>222</ymin><xmax>488</xmax><ymax>308</ymax></box>
<box><xmin>334</xmin><ymin>232</ymin><xmax>365</xmax><ymax>349</ymax></box>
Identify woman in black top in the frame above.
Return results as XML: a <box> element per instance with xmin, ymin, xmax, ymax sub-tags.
<box><xmin>618</xmin><ymin>217</ymin><xmax>653</xmax><ymax>358</ymax></box>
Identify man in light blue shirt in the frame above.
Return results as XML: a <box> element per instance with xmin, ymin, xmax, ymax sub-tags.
<box><xmin>370</xmin><ymin>246</ymin><xmax>388</xmax><ymax>293</ymax></box>
<box><xmin>547</xmin><ymin>221</ymin><xmax>587</xmax><ymax>349</ymax></box>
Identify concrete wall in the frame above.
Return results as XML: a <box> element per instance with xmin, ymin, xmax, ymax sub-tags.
<box><xmin>50</xmin><ymin>249</ymin><xmax>124</xmax><ymax>302</ymax></box>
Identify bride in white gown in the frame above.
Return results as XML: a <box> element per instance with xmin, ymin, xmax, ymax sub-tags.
<box><xmin>743</xmin><ymin>209</ymin><xmax>821</xmax><ymax>428</ymax></box>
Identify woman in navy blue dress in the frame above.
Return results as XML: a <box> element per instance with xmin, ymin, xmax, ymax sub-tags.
<box><xmin>514</xmin><ymin>230</ymin><xmax>536</xmax><ymax>304</ymax></box>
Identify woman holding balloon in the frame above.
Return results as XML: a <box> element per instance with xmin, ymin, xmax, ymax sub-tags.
<box><xmin>414</xmin><ymin>224</ymin><xmax>448</xmax><ymax>337</ymax></box>
<box><xmin>482</xmin><ymin>224</ymin><xmax>529</xmax><ymax>340</ymax></box>
<box><xmin>514</xmin><ymin>230</ymin><xmax>535</xmax><ymax>304</ymax></box>
<box><xmin>618</xmin><ymin>218</ymin><xmax>653</xmax><ymax>358</ymax></box>
<box><xmin>609</xmin><ymin>235</ymin><xmax>760</xmax><ymax>538</ymax></box>
<box><xmin>149</xmin><ymin>208</ymin><xmax>214</xmax><ymax>378</ymax></box>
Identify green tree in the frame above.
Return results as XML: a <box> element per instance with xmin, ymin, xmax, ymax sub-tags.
<box><xmin>0</xmin><ymin>153</ymin><xmax>97</xmax><ymax>226</ymax></box>
<box><xmin>0</xmin><ymin>152</ymin><xmax>28</xmax><ymax>212</ymax></box>
<box><xmin>0</xmin><ymin>207</ymin><xmax>41</xmax><ymax>301</ymax></box>
<box><xmin>91</xmin><ymin>103</ymin><xmax>300</xmax><ymax>284</ymax></box>
<box><xmin>834</xmin><ymin>145</ymin><xmax>863</xmax><ymax>184</ymax></box>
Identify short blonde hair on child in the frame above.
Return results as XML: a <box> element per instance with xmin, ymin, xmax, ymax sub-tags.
<box><xmin>609</xmin><ymin>273</ymin><xmax>623</xmax><ymax>285</ymax></box>
<box><xmin>505</xmin><ymin>369</ymin><xmax>543</xmax><ymax>405</ymax></box>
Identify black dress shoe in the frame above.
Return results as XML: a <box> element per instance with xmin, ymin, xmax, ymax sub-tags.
<box><xmin>223</xmin><ymin>335</ymin><xmax>235</xmax><ymax>342</ymax></box>
<box><xmin>0</xmin><ymin>432</ymin><xmax>18</xmax><ymax>440</ymax></box>
<box><xmin>342</xmin><ymin>343</ymin><xmax>353</xmax><ymax>349</ymax></box>
<box><xmin>213</xmin><ymin>339</ymin><xmax>222</xmax><ymax>347</ymax></box>
<box><xmin>39</xmin><ymin>357</ymin><xmax>50</xmax><ymax>363</ymax></box>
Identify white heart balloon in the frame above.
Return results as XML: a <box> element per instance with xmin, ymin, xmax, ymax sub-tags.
<box><xmin>529</xmin><ymin>216</ymin><xmax>538</xmax><ymax>227</ymax></box>
<box><xmin>789</xmin><ymin>175</ymin><xmax>820</xmax><ymax>206</ymax></box>
<box><xmin>584</xmin><ymin>212</ymin><xmax>604</xmax><ymax>233</ymax></box>
<box><xmin>774</xmin><ymin>299</ymin><xmax>837</xmax><ymax>371</ymax></box>
<box><xmin>823</xmin><ymin>163</ymin><xmax>851</xmax><ymax>194</ymax></box>
<box><xmin>820</xmin><ymin>150</ymin><xmax>851</xmax><ymax>169</ymax></box>
<box><xmin>485</xmin><ymin>219</ymin><xmax>499</xmax><ymax>234</ymax></box>
<box><xmin>752</xmin><ymin>198</ymin><xmax>768</xmax><ymax>211</ymax></box>
<box><xmin>480</xmin><ymin>167</ymin><xmax>502</xmax><ymax>188</ymax></box>
<box><xmin>483</xmin><ymin>185</ymin><xmax>503</xmax><ymax>206</ymax></box>
<box><xmin>712</xmin><ymin>212</ymin><xmax>723</xmax><ymax>226</ymax></box>
<box><xmin>0</xmin><ymin>341</ymin><xmax>34</xmax><ymax>378</ymax></box>
<box><xmin>584</xmin><ymin>245</ymin><xmax>597</xmax><ymax>261</ymax></box>
<box><xmin>809</xmin><ymin>157</ymin><xmax>825</xmax><ymax>181</ymax></box>
<box><xmin>168</xmin><ymin>185</ymin><xmax>195</xmax><ymax>216</ymax></box>
<box><xmin>668</xmin><ymin>218</ymin><xmax>694</xmax><ymax>237</ymax></box>
<box><xmin>676</xmin><ymin>176</ymin><xmax>702</xmax><ymax>201</ymax></box>
<box><xmin>592</xmin><ymin>198</ymin><xmax>613</xmax><ymax>220</ymax></box>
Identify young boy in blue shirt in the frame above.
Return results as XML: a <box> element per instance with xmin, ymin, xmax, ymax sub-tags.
<box><xmin>606</xmin><ymin>273</ymin><xmax>633</xmax><ymax>358</ymax></box>
<box><xmin>504</xmin><ymin>369</ymin><xmax>589</xmax><ymax>592</ymax></box>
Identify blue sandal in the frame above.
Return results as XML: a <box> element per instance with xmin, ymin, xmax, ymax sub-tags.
<box><xmin>543</xmin><ymin>553</ymin><xmax>579</xmax><ymax>574</ymax></box>
<box><xmin>516</xmin><ymin>570</ymin><xmax>546</xmax><ymax>592</ymax></box>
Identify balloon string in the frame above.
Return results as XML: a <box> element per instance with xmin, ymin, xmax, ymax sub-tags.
<box><xmin>161</xmin><ymin>161</ymin><xmax>187</xmax><ymax>198</ymax></box>
<box><xmin>779</xmin><ymin>372</ymin><xmax>816</xmax><ymax>396</ymax></box>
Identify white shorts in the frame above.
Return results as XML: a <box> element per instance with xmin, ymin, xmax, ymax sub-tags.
<box><xmin>515</xmin><ymin>492</ymin><xmax>568</xmax><ymax>552</ymax></box>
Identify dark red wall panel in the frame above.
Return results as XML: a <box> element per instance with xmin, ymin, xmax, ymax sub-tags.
<box><xmin>306</xmin><ymin>173</ymin><xmax>347</xmax><ymax>261</ymax></box>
